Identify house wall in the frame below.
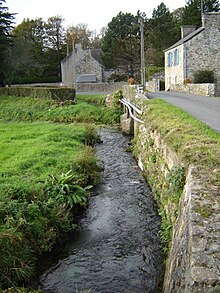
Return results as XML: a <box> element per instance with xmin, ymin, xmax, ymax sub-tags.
<box><xmin>186</xmin><ymin>13</ymin><xmax>220</xmax><ymax>96</ymax></box>
<box><xmin>61</xmin><ymin>53</ymin><xmax>74</xmax><ymax>87</ymax></box>
<box><xmin>61</xmin><ymin>43</ymin><xmax>106</xmax><ymax>87</ymax></box>
<box><xmin>74</xmin><ymin>50</ymin><xmax>103</xmax><ymax>85</ymax></box>
<box><xmin>165</xmin><ymin>44</ymin><xmax>184</xmax><ymax>91</ymax></box>
<box><xmin>165</xmin><ymin>13</ymin><xmax>220</xmax><ymax>96</ymax></box>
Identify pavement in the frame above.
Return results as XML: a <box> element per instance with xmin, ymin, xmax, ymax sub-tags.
<box><xmin>147</xmin><ymin>91</ymin><xmax>220</xmax><ymax>134</ymax></box>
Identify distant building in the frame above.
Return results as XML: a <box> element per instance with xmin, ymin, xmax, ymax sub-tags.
<box><xmin>164</xmin><ymin>13</ymin><xmax>220</xmax><ymax>96</ymax></box>
<box><xmin>61</xmin><ymin>43</ymin><xmax>111</xmax><ymax>87</ymax></box>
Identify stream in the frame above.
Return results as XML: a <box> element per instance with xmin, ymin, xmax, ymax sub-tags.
<box><xmin>38</xmin><ymin>128</ymin><xmax>164</xmax><ymax>293</ymax></box>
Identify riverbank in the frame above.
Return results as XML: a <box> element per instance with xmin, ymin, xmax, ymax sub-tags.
<box><xmin>121</xmin><ymin>86</ymin><xmax>220</xmax><ymax>292</ymax></box>
<box><xmin>0</xmin><ymin>93</ymin><xmax>121</xmax><ymax>290</ymax></box>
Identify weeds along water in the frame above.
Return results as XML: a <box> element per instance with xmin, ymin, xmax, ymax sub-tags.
<box><xmin>0</xmin><ymin>93</ymin><xmax>122</xmax><ymax>290</ymax></box>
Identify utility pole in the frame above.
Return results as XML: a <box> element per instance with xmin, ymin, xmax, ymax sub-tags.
<box><xmin>201</xmin><ymin>0</ymin><xmax>204</xmax><ymax>16</ymax></box>
<box><xmin>139</xmin><ymin>17</ymin><xmax>145</xmax><ymax>92</ymax></box>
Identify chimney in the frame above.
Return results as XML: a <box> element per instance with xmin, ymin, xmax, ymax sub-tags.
<box><xmin>181</xmin><ymin>25</ymin><xmax>196</xmax><ymax>38</ymax></box>
<box><xmin>202</xmin><ymin>12</ymin><xmax>220</xmax><ymax>29</ymax></box>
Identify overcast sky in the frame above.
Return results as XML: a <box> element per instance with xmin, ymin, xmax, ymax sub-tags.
<box><xmin>6</xmin><ymin>0</ymin><xmax>186</xmax><ymax>32</ymax></box>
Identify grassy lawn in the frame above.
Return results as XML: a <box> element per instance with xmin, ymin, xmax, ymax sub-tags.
<box><xmin>0</xmin><ymin>121</ymin><xmax>88</xmax><ymax>192</ymax></box>
<box><xmin>0</xmin><ymin>93</ymin><xmax>120</xmax><ymax>289</ymax></box>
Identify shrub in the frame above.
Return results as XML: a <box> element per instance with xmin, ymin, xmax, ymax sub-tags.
<box><xmin>160</xmin><ymin>80</ymin><xmax>165</xmax><ymax>90</ymax></box>
<box><xmin>183</xmin><ymin>77</ymin><xmax>192</xmax><ymax>84</ymax></box>
<box><xmin>193</xmin><ymin>70</ymin><xmax>215</xmax><ymax>84</ymax></box>
<box><xmin>0</xmin><ymin>87</ymin><xmax>76</xmax><ymax>101</ymax></box>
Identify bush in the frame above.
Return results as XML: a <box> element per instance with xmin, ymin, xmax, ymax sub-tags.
<box><xmin>0</xmin><ymin>87</ymin><xmax>76</xmax><ymax>101</ymax></box>
<box><xmin>193</xmin><ymin>70</ymin><xmax>215</xmax><ymax>84</ymax></box>
<box><xmin>160</xmin><ymin>80</ymin><xmax>165</xmax><ymax>90</ymax></box>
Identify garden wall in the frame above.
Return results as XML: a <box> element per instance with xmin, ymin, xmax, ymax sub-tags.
<box><xmin>169</xmin><ymin>83</ymin><xmax>215</xmax><ymax>97</ymax></box>
<box><xmin>75</xmin><ymin>82</ymin><xmax>126</xmax><ymax>93</ymax></box>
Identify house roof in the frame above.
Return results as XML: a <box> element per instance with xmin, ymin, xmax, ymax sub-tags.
<box><xmin>164</xmin><ymin>27</ymin><xmax>204</xmax><ymax>52</ymax></box>
<box><xmin>76</xmin><ymin>74</ymin><xmax>97</xmax><ymax>83</ymax></box>
<box><xmin>91</xmin><ymin>48</ymin><xmax>103</xmax><ymax>65</ymax></box>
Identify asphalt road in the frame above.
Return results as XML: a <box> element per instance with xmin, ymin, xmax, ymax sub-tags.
<box><xmin>147</xmin><ymin>91</ymin><xmax>220</xmax><ymax>134</ymax></box>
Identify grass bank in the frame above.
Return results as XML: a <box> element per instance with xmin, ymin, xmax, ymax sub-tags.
<box><xmin>133</xmin><ymin>98</ymin><xmax>220</xmax><ymax>254</ymax></box>
<box><xmin>0</xmin><ymin>93</ymin><xmax>121</xmax><ymax>290</ymax></box>
<box><xmin>0</xmin><ymin>94</ymin><xmax>121</xmax><ymax>124</ymax></box>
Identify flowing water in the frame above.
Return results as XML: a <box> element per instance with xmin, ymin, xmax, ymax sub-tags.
<box><xmin>38</xmin><ymin>128</ymin><xmax>164</xmax><ymax>293</ymax></box>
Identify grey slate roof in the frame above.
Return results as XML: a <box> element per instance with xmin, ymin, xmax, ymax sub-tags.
<box><xmin>76</xmin><ymin>74</ymin><xmax>97</xmax><ymax>83</ymax></box>
<box><xmin>164</xmin><ymin>27</ymin><xmax>204</xmax><ymax>51</ymax></box>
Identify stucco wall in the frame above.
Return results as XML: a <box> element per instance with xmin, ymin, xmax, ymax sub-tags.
<box><xmin>61</xmin><ymin>53</ymin><xmax>74</xmax><ymax>87</ymax></box>
<box><xmin>165</xmin><ymin>44</ymin><xmax>184</xmax><ymax>91</ymax></box>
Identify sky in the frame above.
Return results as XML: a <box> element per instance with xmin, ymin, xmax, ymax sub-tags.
<box><xmin>6</xmin><ymin>0</ymin><xmax>186</xmax><ymax>32</ymax></box>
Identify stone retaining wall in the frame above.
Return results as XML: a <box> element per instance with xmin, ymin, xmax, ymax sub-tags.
<box><xmin>169</xmin><ymin>83</ymin><xmax>216</xmax><ymax>97</ymax></box>
<box><xmin>121</xmin><ymin>85</ymin><xmax>220</xmax><ymax>292</ymax></box>
<box><xmin>135</xmin><ymin>121</ymin><xmax>220</xmax><ymax>293</ymax></box>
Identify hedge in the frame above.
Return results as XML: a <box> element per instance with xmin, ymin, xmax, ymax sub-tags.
<box><xmin>0</xmin><ymin>87</ymin><xmax>76</xmax><ymax>101</ymax></box>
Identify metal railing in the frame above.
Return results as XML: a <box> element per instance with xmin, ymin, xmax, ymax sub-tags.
<box><xmin>120</xmin><ymin>98</ymin><xmax>144</xmax><ymax>123</ymax></box>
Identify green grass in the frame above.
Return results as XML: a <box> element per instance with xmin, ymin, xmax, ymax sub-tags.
<box><xmin>0</xmin><ymin>92</ymin><xmax>121</xmax><ymax>289</ymax></box>
<box><xmin>0</xmin><ymin>121</ymin><xmax>86</xmax><ymax>191</ymax></box>
<box><xmin>144</xmin><ymin>99</ymin><xmax>220</xmax><ymax>172</ymax></box>
<box><xmin>0</xmin><ymin>94</ymin><xmax>121</xmax><ymax>124</ymax></box>
<box><xmin>135</xmin><ymin>98</ymin><xmax>220</xmax><ymax>256</ymax></box>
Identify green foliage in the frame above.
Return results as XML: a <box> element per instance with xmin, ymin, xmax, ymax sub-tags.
<box><xmin>8</xmin><ymin>17</ymin><xmax>66</xmax><ymax>84</ymax></box>
<box><xmin>0</xmin><ymin>94</ymin><xmax>121</xmax><ymax>125</ymax></box>
<box><xmin>193</xmin><ymin>70</ymin><xmax>215</xmax><ymax>84</ymax></box>
<box><xmin>112</xmin><ymin>90</ymin><xmax>123</xmax><ymax>109</ymax></box>
<box><xmin>108</xmin><ymin>73</ymin><xmax>128</xmax><ymax>82</ymax></box>
<box><xmin>101</xmin><ymin>12</ymin><xmax>140</xmax><ymax>74</ymax></box>
<box><xmin>181</xmin><ymin>0</ymin><xmax>219</xmax><ymax>27</ymax></box>
<box><xmin>167</xmin><ymin>165</ymin><xmax>185</xmax><ymax>197</ymax></box>
<box><xmin>0</xmin><ymin>0</ymin><xmax>15</xmax><ymax>86</ymax></box>
<box><xmin>0</xmin><ymin>119</ymin><xmax>102</xmax><ymax>288</ymax></box>
<box><xmin>146</xmin><ymin>3</ymin><xmax>180</xmax><ymax>67</ymax></box>
<box><xmin>45</xmin><ymin>170</ymin><xmax>92</xmax><ymax>208</ymax></box>
<box><xmin>0</xmin><ymin>87</ymin><xmax>76</xmax><ymax>101</ymax></box>
<box><xmin>146</xmin><ymin>66</ymin><xmax>164</xmax><ymax>81</ymax></box>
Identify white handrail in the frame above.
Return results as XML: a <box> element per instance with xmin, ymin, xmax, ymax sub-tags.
<box><xmin>120</xmin><ymin>98</ymin><xmax>143</xmax><ymax>123</ymax></box>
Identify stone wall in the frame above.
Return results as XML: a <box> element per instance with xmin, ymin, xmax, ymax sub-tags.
<box><xmin>76</xmin><ymin>82</ymin><xmax>126</xmax><ymax>93</ymax></box>
<box><xmin>146</xmin><ymin>79</ymin><xmax>160</xmax><ymax>92</ymax></box>
<box><xmin>134</xmin><ymin>121</ymin><xmax>220</xmax><ymax>293</ymax></box>
<box><xmin>121</xmin><ymin>86</ymin><xmax>220</xmax><ymax>292</ymax></box>
<box><xmin>169</xmin><ymin>83</ymin><xmax>215</xmax><ymax>97</ymax></box>
<box><xmin>186</xmin><ymin>13</ymin><xmax>220</xmax><ymax>97</ymax></box>
<box><xmin>164</xmin><ymin>165</ymin><xmax>220</xmax><ymax>292</ymax></box>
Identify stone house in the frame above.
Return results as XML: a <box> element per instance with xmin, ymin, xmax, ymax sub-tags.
<box><xmin>164</xmin><ymin>13</ymin><xmax>220</xmax><ymax>96</ymax></box>
<box><xmin>61</xmin><ymin>43</ymin><xmax>111</xmax><ymax>87</ymax></box>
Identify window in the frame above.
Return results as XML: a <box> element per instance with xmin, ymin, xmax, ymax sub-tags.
<box><xmin>174</xmin><ymin>49</ymin><xmax>179</xmax><ymax>66</ymax></box>
<box><xmin>168</xmin><ymin>52</ymin><xmax>173</xmax><ymax>67</ymax></box>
